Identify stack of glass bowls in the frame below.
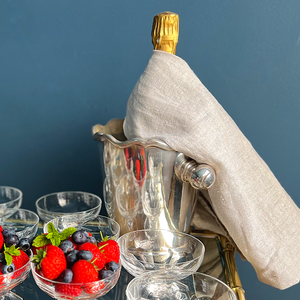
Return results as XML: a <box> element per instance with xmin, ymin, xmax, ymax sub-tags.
<box><xmin>0</xmin><ymin>186</ymin><xmax>40</xmax><ymax>300</ymax></box>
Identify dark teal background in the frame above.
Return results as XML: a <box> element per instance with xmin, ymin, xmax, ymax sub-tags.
<box><xmin>1</xmin><ymin>1</ymin><xmax>299</xmax><ymax>299</ymax></box>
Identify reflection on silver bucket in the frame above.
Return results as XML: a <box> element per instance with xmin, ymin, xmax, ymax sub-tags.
<box><xmin>93</xmin><ymin>119</ymin><xmax>216</xmax><ymax>236</ymax></box>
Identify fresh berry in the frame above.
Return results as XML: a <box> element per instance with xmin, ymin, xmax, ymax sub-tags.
<box><xmin>58</xmin><ymin>268</ymin><xmax>73</xmax><ymax>283</ymax></box>
<box><xmin>2</xmin><ymin>228</ymin><xmax>16</xmax><ymax>239</ymax></box>
<box><xmin>0</xmin><ymin>232</ymin><xmax>3</xmax><ymax>250</ymax></box>
<box><xmin>87</xmin><ymin>236</ymin><xmax>97</xmax><ymax>244</ymax></box>
<box><xmin>105</xmin><ymin>261</ymin><xmax>119</xmax><ymax>273</ymax></box>
<box><xmin>72</xmin><ymin>230</ymin><xmax>88</xmax><ymax>245</ymax></box>
<box><xmin>55</xmin><ymin>283</ymin><xmax>82</xmax><ymax>297</ymax></box>
<box><xmin>67</xmin><ymin>236</ymin><xmax>78</xmax><ymax>250</ymax></box>
<box><xmin>59</xmin><ymin>240</ymin><xmax>74</xmax><ymax>254</ymax></box>
<box><xmin>66</xmin><ymin>250</ymin><xmax>79</xmax><ymax>266</ymax></box>
<box><xmin>18</xmin><ymin>238</ymin><xmax>31</xmax><ymax>251</ymax></box>
<box><xmin>5</xmin><ymin>235</ymin><xmax>19</xmax><ymax>247</ymax></box>
<box><xmin>34</xmin><ymin>245</ymin><xmax>67</xmax><ymax>280</ymax></box>
<box><xmin>12</xmin><ymin>249</ymin><xmax>29</xmax><ymax>278</ymax></box>
<box><xmin>77</xmin><ymin>243</ymin><xmax>105</xmax><ymax>270</ymax></box>
<box><xmin>1</xmin><ymin>262</ymin><xmax>15</xmax><ymax>274</ymax></box>
<box><xmin>98</xmin><ymin>240</ymin><xmax>120</xmax><ymax>264</ymax></box>
<box><xmin>84</xmin><ymin>281</ymin><xmax>104</xmax><ymax>294</ymax></box>
<box><xmin>72</xmin><ymin>260</ymin><xmax>98</xmax><ymax>283</ymax></box>
<box><xmin>98</xmin><ymin>269</ymin><xmax>113</xmax><ymax>279</ymax></box>
<box><xmin>0</xmin><ymin>225</ymin><xmax>3</xmax><ymax>232</ymax></box>
<box><xmin>78</xmin><ymin>250</ymin><xmax>93</xmax><ymax>261</ymax></box>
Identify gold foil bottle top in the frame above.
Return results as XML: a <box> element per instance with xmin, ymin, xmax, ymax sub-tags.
<box><xmin>151</xmin><ymin>12</ymin><xmax>179</xmax><ymax>55</ymax></box>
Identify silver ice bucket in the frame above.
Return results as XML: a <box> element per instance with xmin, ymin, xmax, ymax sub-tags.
<box><xmin>93</xmin><ymin>119</ymin><xmax>216</xmax><ymax>236</ymax></box>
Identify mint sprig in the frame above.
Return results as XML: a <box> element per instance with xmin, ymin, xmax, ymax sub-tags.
<box><xmin>32</xmin><ymin>222</ymin><xmax>77</xmax><ymax>247</ymax></box>
<box><xmin>4</xmin><ymin>244</ymin><xmax>20</xmax><ymax>266</ymax></box>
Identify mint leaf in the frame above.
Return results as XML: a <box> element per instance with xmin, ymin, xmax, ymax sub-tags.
<box><xmin>32</xmin><ymin>234</ymin><xmax>51</xmax><ymax>248</ymax></box>
<box><xmin>46</xmin><ymin>222</ymin><xmax>62</xmax><ymax>246</ymax></box>
<box><xmin>59</xmin><ymin>227</ymin><xmax>77</xmax><ymax>241</ymax></box>
<box><xmin>4</xmin><ymin>244</ymin><xmax>20</xmax><ymax>266</ymax></box>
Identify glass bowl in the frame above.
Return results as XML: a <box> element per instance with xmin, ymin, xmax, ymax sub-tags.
<box><xmin>35</xmin><ymin>191</ymin><xmax>102</xmax><ymax>224</ymax></box>
<box><xmin>1</xmin><ymin>209</ymin><xmax>39</xmax><ymax>242</ymax></box>
<box><xmin>31</xmin><ymin>261</ymin><xmax>121</xmax><ymax>299</ymax></box>
<box><xmin>0</xmin><ymin>251</ymin><xmax>32</xmax><ymax>300</ymax></box>
<box><xmin>0</xmin><ymin>186</ymin><xmax>22</xmax><ymax>221</ymax></box>
<box><xmin>126</xmin><ymin>271</ymin><xmax>237</xmax><ymax>300</ymax></box>
<box><xmin>43</xmin><ymin>215</ymin><xmax>120</xmax><ymax>241</ymax></box>
<box><xmin>117</xmin><ymin>229</ymin><xmax>205</xmax><ymax>279</ymax></box>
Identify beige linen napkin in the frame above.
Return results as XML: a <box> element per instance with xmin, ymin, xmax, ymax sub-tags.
<box><xmin>123</xmin><ymin>50</ymin><xmax>300</xmax><ymax>289</ymax></box>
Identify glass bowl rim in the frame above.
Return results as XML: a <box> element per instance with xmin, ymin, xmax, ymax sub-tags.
<box><xmin>35</xmin><ymin>191</ymin><xmax>102</xmax><ymax>217</ymax></box>
<box><xmin>30</xmin><ymin>261</ymin><xmax>121</xmax><ymax>286</ymax></box>
<box><xmin>42</xmin><ymin>214</ymin><xmax>121</xmax><ymax>236</ymax></box>
<box><xmin>117</xmin><ymin>228</ymin><xmax>205</xmax><ymax>266</ymax></box>
<box><xmin>0</xmin><ymin>186</ymin><xmax>22</xmax><ymax>205</ymax></box>
<box><xmin>9</xmin><ymin>208</ymin><xmax>40</xmax><ymax>223</ymax></box>
<box><xmin>126</xmin><ymin>271</ymin><xmax>237</xmax><ymax>300</ymax></box>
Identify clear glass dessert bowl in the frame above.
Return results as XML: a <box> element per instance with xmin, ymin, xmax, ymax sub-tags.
<box><xmin>1</xmin><ymin>209</ymin><xmax>39</xmax><ymax>242</ymax></box>
<box><xmin>35</xmin><ymin>191</ymin><xmax>102</xmax><ymax>225</ymax></box>
<box><xmin>31</xmin><ymin>261</ymin><xmax>121</xmax><ymax>300</ymax></box>
<box><xmin>0</xmin><ymin>187</ymin><xmax>22</xmax><ymax>222</ymax></box>
<box><xmin>126</xmin><ymin>271</ymin><xmax>237</xmax><ymax>300</ymax></box>
<box><xmin>43</xmin><ymin>215</ymin><xmax>120</xmax><ymax>241</ymax></box>
<box><xmin>117</xmin><ymin>229</ymin><xmax>205</xmax><ymax>279</ymax></box>
<box><xmin>0</xmin><ymin>251</ymin><xmax>32</xmax><ymax>300</ymax></box>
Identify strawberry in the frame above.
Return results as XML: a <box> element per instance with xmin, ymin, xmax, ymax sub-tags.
<box><xmin>84</xmin><ymin>281</ymin><xmax>104</xmax><ymax>294</ymax></box>
<box><xmin>97</xmin><ymin>240</ymin><xmax>120</xmax><ymax>264</ymax></box>
<box><xmin>12</xmin><ymin>249</ymin><xmax>29</xmax><ymax>278</ymax></box>
<box><xmin>72</xmin><ymin>260</ymin><xmax>98</xmax><ymax>283</ymax></box>
<box><xmin>0</xmin><ymin>231</ymin><xmax>3</xmax><ymax>250</ymax></box>
<box><xmin>77</xmin><ymin>243</ymin><xmax>105</xmax><ymax>270</ymax></box>
<box><xmin>0</xmin><ymin>225</ymin><xmax>3</xmax><ymax>232</ymax></box>
<box><xmin>33</xmin><ymin>245</ymin><xmax>67</xmax><ymax>280</ymax></box>
<box><xmin>55</xmin><ymin>283</ymin><xmax>82</xmax><ymax>297</ymax></box>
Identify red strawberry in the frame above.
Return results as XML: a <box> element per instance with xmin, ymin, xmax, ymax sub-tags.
<box><xmin>77</xmin><ymin>243</ymin><xmax>105</xmax><ymax>270</ymax></box>
<box><xmin>72</xmin><ymin>260</ymin><xmax>98</xmax><ymax>283</ymax></box>
<box><xmin>12</xmin><ymin>249</ymin><xmax>29</xmax><ymax>278</ymax></box>
<box><xmin>84</xmin><ymin>281</ymin><xmax>104</xmax><ymax>294</ymax></box>
<box><xmin>55</xmin><ymin>283</ymin><xmax>82</xmax><ymax>297</ymax></box>
<box><xmin>34</xmin><ymin>245</ymin><xmax>67</xmax><ymax>280</ymax></box>
<box><xmin>0</xmin><ymin>232</ymin><xmax>3</xmax><ymax>251</ymax></box>
<box><xmin>0</xmin><ymin>225</ymin><xmax>3</xmax><ymax>232</ymax></box>
<box><xmin>97</xmin><ymin>240</ymin><xmax>120</xmax><ymax>264</ymax></box>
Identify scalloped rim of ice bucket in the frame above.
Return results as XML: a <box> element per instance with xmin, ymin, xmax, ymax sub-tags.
<box><xmin>93</xmin><ymin>118</ymin><xmax>174</xmax><ymax>151</ymax></box>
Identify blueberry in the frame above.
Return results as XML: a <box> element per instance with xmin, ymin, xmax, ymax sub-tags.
<box><xmin>59</xmin><ymin>268</ymin><xmax>73</xmax><ymax>283</ymax></box>
<box><xmin>78</xmin><ymin>250</ymin><xmax>93</xmax><ymax>261</ymax></box>
<box><xmin>87</xmin><ymin>236</ymin><xmax>97</xmax><ymax>244</ymax></box>
<box><xmin>106</xmin><ymin>261</ymin><xmax>119</xmax><ymax>272</ymax></box>
<box><xmin>99</xmin><ymin>269</ymin><xmax>113</xmax><ymax>279</ymax></box>
<box><xmin>1</xmin><ymin>263</ymin><xmax>15</xmax><ymax>274</ymax></box>
<box><xmin>72</xmin><ymin>230</ymin><xmax>88</xmax><ymax>244</ymax></box>
<box><xmin>66</xmin><ymin>250</ymin><xmax>79</xmax><ymax>266</ymax></box>
<box><xmin>59</xmin><ymin>240</ymin><xmax>74</xmax><ymax>254</ymax></box>
<box><xmin>18</xmin><ymin>238</ymin><xmax>30</xmax><ymax>251</ymax></box>
<box><xmin>5</xmin><ymin>235</ymin><xmax>19</xmax><ymax>247</ymax></box>
<box><xmin>2</xmin><ymin>228</ymin><xmax>16</xmax><ymax>239</ymax></box>
<box><xmin>0</xmin><ymin>253</ymin><xmax>5</xmax><ymax>263</ymax></box>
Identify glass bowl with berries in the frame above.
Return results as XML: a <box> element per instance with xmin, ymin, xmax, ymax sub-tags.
<box><xmin>1</xmin><ymin>209</ymin><xmax>39</xmax><ymax>243</ymax></box>
<box><xmin>35</xmin><ymin>191</ymin><xmax>102</xmax><ymax>225</ymax></box>
<box><xmin>30</xmin><ymin>218</ymin><xmax>121</xmax><ymax>299</ymax></box>
<box><xmin>0</xmin><ymin>186</ymin><xmax>22</xmax><ymax>222</ymax></box>
<box><xmin>0</xmin><ymin>224</ymin><xmax>33</xmax><ymax>300</ymax></box>
<box><xmin>118</xmin><ymin>229</ymin><xmax>205</xmax><ymax>280</ymax></box>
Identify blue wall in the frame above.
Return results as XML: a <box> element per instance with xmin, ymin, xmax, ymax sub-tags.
<box><xmin>1</xmin><ymin>1</ymin><xmax>300</xmax><ymax>299</ymax></box>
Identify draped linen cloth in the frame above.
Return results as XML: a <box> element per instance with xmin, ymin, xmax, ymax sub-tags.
<box><xmin>123</xmin><ymin>50</ymin><xmax>300</xmax><ymax>289</ymax></box>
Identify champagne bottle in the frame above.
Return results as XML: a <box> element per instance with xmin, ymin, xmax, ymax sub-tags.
<box><xmin>151</xmin><ymin>12</ymin><xmax>179</xmax><ymax>54</ymax></box>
